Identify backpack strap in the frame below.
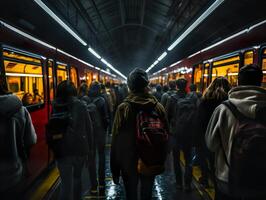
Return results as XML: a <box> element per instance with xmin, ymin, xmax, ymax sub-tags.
<box><xmin>222</xmin><ymin>100</ymin><xmax>245</xmax><ymax>121</ymax></box>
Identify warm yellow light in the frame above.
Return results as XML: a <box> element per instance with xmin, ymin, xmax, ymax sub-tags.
<box><xmin>6</xmin><ymin>73</ymin><xmax>43</xmax><ymax>77</ymax></box>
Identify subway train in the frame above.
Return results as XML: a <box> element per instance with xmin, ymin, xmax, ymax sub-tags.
<box><xmin>150</xmin><ymin>19</ymin><xmax>266</xmax><ymax>91</ymax></box>
<box><xmin>0</xmin><ymin>20</ymin><xmax>121</xmax><ymax>193</ymax></box>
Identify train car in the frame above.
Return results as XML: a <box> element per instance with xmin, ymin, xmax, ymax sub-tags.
<box><xmin>0</xmin><ymin>20</ymin><xmax>121</xmax><ymax>193</ymax></box>
<box><xmin>150</xmin><ymin>20</ymin><xmax>266</xmax><ymax>91</ymax></box>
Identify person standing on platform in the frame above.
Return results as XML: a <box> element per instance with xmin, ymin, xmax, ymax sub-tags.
<box><xmin>196</xmin><ymin>77</ymin><xmax>231</xmax><ymax>188</ymax></box>
<box><xmin>0</xmin><ymin>77</ymin><xmax>37</xmax><ymax>200</ymax></box>
<box><xmin>111</xmin><ymin>68</ymin><xmax>169</xmax><ymax>200</ymax></box>
<box><xmin>88</xmin><ymin>82</ymin><xmax>109</xmax><ymax>196</ymax></box>
<box><xmin>48</xmin><ymin>81</ymin><xmax>93</xmax><ymax>200</ymax></box>
<box><xmin>152</xmin><ymin>84</ymin><xmax>163</xmax><ymax>102</ymax></box>
<box><xmin>206</xmin><ymin>64</ymin><xmax>266</xmax><ymax>200</ymax></box>
<box><xmin>161</xmin><ymin>80</ymin><xmax>177</xmax><ymax>107</ymax></box>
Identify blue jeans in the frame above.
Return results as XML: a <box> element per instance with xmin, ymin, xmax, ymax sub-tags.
<box><xmin>56</xmin><ymin>156</ymin><xmax>86</xmax><ymax>200</ymax></box>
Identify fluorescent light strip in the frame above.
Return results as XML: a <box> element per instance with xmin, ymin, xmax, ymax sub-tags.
<box><xmin>88</xmin><ymin>47</ymin><xmax>101</xmax><ymax>59</ymax></box>
<box><xmin>34</xmin><ymin>0</ymin><xmax>87</xmax><ymax>46</ymax></box>
<box><xmin>168</xmin><ymin>0</ymin><xmax>224</xmax><ymax>51</ymax></box>
<box><xmin>0</xmin><ymin>20</ymin><xmax>56</xmax><ymax>50</ymax></box>
<box><xmin>6</xmin><ymin>73</ymin><xmax>43</xmax><ymax>77</ymax></box>
<box><xmin>100</xmin><ymin>58</ymin><xmax>127</xmax><ymax>80</ymax></box>
<box><xmin>170</xmin><ymin>60</ymin><xmax>182</xmax><ymax>67</ymax></box>
<box><xmin>157</xmin><ymin>52</ymin><xmax>167</xmax><ymax>61</ymax></box>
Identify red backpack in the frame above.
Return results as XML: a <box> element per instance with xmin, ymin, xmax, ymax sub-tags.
<box><xmin>134</xmin><ymin>104</ymin><xmax>169</xmax><ymax>175</ymax></box>
<box><xmin>222</xmin><ymin>101</ymin><xmax>266</xmax><ymax>197</ymax></box>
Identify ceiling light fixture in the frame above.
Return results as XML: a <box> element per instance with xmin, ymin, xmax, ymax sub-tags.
<box><xmin>34</xmin><ymin>0</ymin><xmax>87</xmax><ymax>46</ymax></box>
<box><xmin>88</xmin><ymin>47</ymin><xmax>101</xmax><ymax>59</ymax></box>
<box><xmin>167</xmin><ymin>0</ymin><xmax>224</xmax><ymax>51</ymax></box>
<box><xmin>157</xmin><ymin>52</ymin><xmax>167</xmax><ymax>61</ymax></box>
<box><xmin>101</xmin><ymin>58</ymin><xmax>127</xmax><ymax>80</ymax></box>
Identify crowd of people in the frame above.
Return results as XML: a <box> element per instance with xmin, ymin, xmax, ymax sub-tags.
<box><xmin>0</xmin><ymin>64</ymin><xmax>265</xmax><ymax>200</ymax></box>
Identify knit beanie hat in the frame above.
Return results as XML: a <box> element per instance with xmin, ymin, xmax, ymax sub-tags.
<box><xmin>127</xmin><ymin>68</ymin><xmax>149</xmax><ymax>92</ymax></box>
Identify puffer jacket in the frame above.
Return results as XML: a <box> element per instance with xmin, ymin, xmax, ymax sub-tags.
<box><xmin>111</xmin><ymin>92</ymin><xmax>168</xmax><ymax>179</ymax></box>
<box><xmin>205</xmin><ymin>86</ymin><xmax>266</xmax><ymax>190</ymax></box>
<box><xmin>0</xmin><ymin>94</ymin><xmax>36</xmax><ymax>191</ymax></box>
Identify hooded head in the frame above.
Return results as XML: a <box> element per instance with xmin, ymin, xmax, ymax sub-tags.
<box><xmin>89</xmin><ymin>81</ymin><xmax>101</xmax><ymax>97</ymax></box>
<box><xmin>238</xmin><ymin>64</ymin><xmax>263</xmax><ymax>86</ymax></box>
<box><xmin>168</xmin><ymin>80</ymin><xmax>176</xmax><ymax>90</ymax></box>
<box><xmin>176</xmin><ymin>78</ymin><xmax>187</xmax><ymax>91</ymax></box>
<box><xmin>56</xmin><ymin>80</ymin><xmax>77</xmax><ymax>102</ymax></box>
<box><xmin>127</xmin><ymin>68</ymin><xmax>149</xmax><ymax>93</ymax></box>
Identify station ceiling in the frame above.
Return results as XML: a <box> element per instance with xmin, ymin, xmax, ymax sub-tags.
<box><xmin>0</xmin><ymin>0</ymin><xmax>266</xmax><ymax>76</ymax></box>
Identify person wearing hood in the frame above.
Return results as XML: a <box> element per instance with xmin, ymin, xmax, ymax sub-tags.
<box><xmin>111</xmin><ymin>68</ymin><xmax>168</xmax><ymax>200</ymax></box>
<box><xmin>88</xmin><ymin>81</ymin><xmax>109</xmax><ymax>195</ymax></box>
<box><xmin>205</xmin><ymin>64</ymin><xmax>266</xmax><ymax>200</ymax></box>
<box><xmin>0</xmin><ymin>77</ymin><xmax>37</xmax><ymax>198</ymax></box>
<box><xmin>161</xmin><ymin>80</ymin><xmax>177</xmax><ymax>107</ymax></box>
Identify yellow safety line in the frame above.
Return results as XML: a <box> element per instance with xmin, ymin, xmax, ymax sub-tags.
<box><xmin>29</xmin><ymin>167</ymin><xmax>59</xmax><ymax>200</ymax></box>
<box><xmin>180</xmin><ymin>152</ymin><xmax>215</xmax><ymax>200</ymax></box>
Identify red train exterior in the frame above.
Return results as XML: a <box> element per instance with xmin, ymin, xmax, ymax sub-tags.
<box><xmin>0</xmin><ymin>20</ymin><xmax>121</xmax><ymax>192</ymax></box>
<box><xmin>150</xmin><ymin>20</ymin><xmax>266</xmax><ymax>91</ymax></box>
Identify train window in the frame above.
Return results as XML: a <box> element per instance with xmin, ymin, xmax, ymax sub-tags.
<box><xmin>193</xmin><ymin>64</ymin><xmax>202</xmax><ymax>91</ymax></box>
<box><xmin>70</xmin><ymin>67</ymin><xmax>78</xmax><ymax>87</ymax></box>
<box><xmin>244</xmin><ymin>51</ymin><xmax>254</xmax><ymax>65</ymax></box>
<box><xmin>202</xmin><ymin>63</ymin><xmax>209</xmax><ymax>91</ymax></box>
<box><xmin>213</xmin><ymin>56</ymin><xmax>240</xmax><ymax>87</ymax></box>
<box><xmin>261</xmin><ymin>58</ymin><xmax>266</xmax><ymax>88</ymax></box>
<box><xmin>4</xmin><ymin>60</ymin><xmax>44</xmax><ymax>106</ymax></box>
<box><xmin>85</xmin><ymin>72</ymin><xmax>93</xmax><ymax>86</ymax></box>
<box><xmin>93</xmin><ymin>73</ymin><xmax>99</xmax><ymax>82</ymax></box>
<box><xmin>57</xmin><ymin>64</ymin><xmax>68</xmax><ymax>85</ymax></box>
<box><xmin>48</xmin><ymin>61</ymin><xmax>54</xmax><ymax>100</ymax></box>
<box><xmin>3</xmin><ymin>50</ymin><xmax>42</xmax><ymax>64</ymax></box>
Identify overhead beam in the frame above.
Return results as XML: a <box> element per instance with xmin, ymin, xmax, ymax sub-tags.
<box><xmin>119</xmin><ymin>0</ymin><xmax>126</xmax><ymax>25</ymax></box>
<box><xmin>140</xmin><ymin>0</ymin><xmax>146</xmax><ymax>25</ymax></box>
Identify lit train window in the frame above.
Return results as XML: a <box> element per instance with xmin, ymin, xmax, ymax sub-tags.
<box><xmin>93</xmin><ymin>73</ymin><xmax>99</xmax><ymax>81</ymax></box>
<box><xmin>261</xmin><ymin>58</ymin><xmax>266</xmax><ymax>88</ymax></box>
<box><xmin>203</xmin><ymin>63</ymin><xmax>210</xmax><ymax>91</ymax></box>
<box><xmin>57</xmin><ymin>64</ymin><xmax>68</xmax><ymax>85</ymax></box>
<box><xmin>213</xmin><ymin>56</ymin><xmax>240</xmax><ymax>87</ymax></box>
<box><xmin>193</xmin><ymin>64</ymin><xmax>202</xmax><ymax>91</ymax></box>
<box><xmin>244</xmin><ymin>51</ymin><xmax>254</xmax><ymax>65</ymax></box>
<box><xmin>4</xmin><ymin>60</ymin><xmax>44</xmax><ymax>106</ymax></box>
<box><xmin>3</xmin><ymin>50</ymin><xmax>42</xmax><ymax>64</ymax></box>
<box><xmin>86</xmin><ymin>72</ymin><xmax>93</xmax><ymax>86</ymax></box>
<box><xmin>48</xmin><ymin>61</ymin><xmax>54</xmax><ymax>100</ymax></box>
<box><xmin>70</xmin><ymin>67</ymin><xmax>78</xmax><ymax>88</ymax></box>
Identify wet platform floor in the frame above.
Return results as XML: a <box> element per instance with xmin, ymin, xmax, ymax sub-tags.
<box><xmin>52</xmin><ymin>144</ymin><xmax>203</xmax><ymax>200</ymax></box>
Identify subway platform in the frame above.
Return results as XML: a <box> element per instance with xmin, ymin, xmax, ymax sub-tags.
<box><xmin>27</xmin><ymin>136</ymin><xmax>212</xmax><ymax>200</ymax></box>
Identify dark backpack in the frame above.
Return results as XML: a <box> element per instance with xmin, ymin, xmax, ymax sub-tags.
<box><xmin>170</xmin><ymin>94</ymin><xmax>197</xmax><ymax>138</ymax></box>
<box><xmin>0</xmin><ymin>107</ymin><xmax>24</xmax><ymax>192</ymax></box>
<box><xmin>222</xmin><ymin>101</ymin><xmax>266</xmax><ymax>197</ymax></box>
<box><xmin>46</xmin><ymin>105</ymin><xmax>72</xmax><ymax>156</ymax></box>
<box><xmin>134</xmin><ymin>103</ymin><xmax>169</xmax><ymax>175</ymax></box>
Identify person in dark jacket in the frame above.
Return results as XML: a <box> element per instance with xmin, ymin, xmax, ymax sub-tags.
<box><xmin>111</xmin><ymin>68</ymin><xmax>168</xmax><ymax>200</ymax></box>
<box><xmin>53</xmin><ymin>81</ymin><xmax>93</xmax><ymax>200</ymax></box>
<box><xmin>161</xmin><ymin>80</ymin><xmax>177</xmax><ymax>107</ymax></box>
<box><xmin>88</xmin><ymin>82</ymin><xmax>109</xmax><ymax>195</ymax></box>
<box><xmin>165</xmin><ymin>78</ymin><xmax>193</xmax><ymax>192</ymax></box>
<box><xmin>152</xmin><ymin>84</ymin><xmax>163</xmax><ymax>102</ymax></box>
<box><xmin>0</xmin><ymin>77</ymin><xmax>37</xmax><ymax>199</ymax></box>
<box><xmin>196</xmin><ymin>77</ymin><xmax>231</xmax><ymax>188</ymax></box>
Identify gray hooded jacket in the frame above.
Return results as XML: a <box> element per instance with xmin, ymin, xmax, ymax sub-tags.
<box><xmin>0</xmin><ymin>94</ymin><xmax>37</xmax><ymax>191</ymax></box>
<box><xmin>205</xmin><ymin>86</ymin><xmax>266</xmax><ymax>184</ymax></box>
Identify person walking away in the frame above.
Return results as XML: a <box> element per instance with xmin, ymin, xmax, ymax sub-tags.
<box><xmin>165</xmin><ymin>78</ymin><xmax>195</xmax><ymax>192</ymax></box>
<box><xmin>161</xmin><ymin>80</ymin><xmax>177</xmax><ymax>107</ymax></box>
<box><xmin>111</xmin><ymin>68</ymin><xmax>169</xmax><ymax>200</ymax></box>
<box><xmin>0</xmin><ymin>77</ymin><xmax>37</xmax><ymax>200</ymax></box>
<box><xmin>152</xmin><ymin>84</ymin><xmax>163</xmax><ymax>102</ymax></box>
<box><xmin>205</xmin><ymin>64</ymin><xmax>266</xmax><ymax>200</ymax></box>
<box><xmin>46</xmin><ymin>81</ymin><xmax>93</xmax><ymax>200</ymax></box>
<box><xmin>195</xmin><ymin>77</ymin><xmax>231</xmax><ymax>188</ymax></box>
<box><xmin>88</xmin><ymin>82</ymin><xmax>109</xmax><ymax>196</ymax></box>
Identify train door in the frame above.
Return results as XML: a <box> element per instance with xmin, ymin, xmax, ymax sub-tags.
<box><xmin>70</xmin><ymin>66</ymin><xmax>78</xmax><ymax>88</ymax></box>
<box><xmin>260</xmin><ymin>48</ymin><xmax>266</xmax><ymax>88</ymax></box>
<box><xmin>56</xmin><ymin>62</ymin><xmax>68</xmax><ymax>86</ymax></box>
<box><xmin>211</xmin><ymin>55</ymin><xmax>240</xmax><ymax>87</ymax></box>
<box><xmin>202</xmin><ymin>62</ymin><xmax>210</xmax><ymax>91</ymax></box>
<box><xmin>193</xmin><ymin>63</ymin><xmax>203</xmax><ymax>92</ymax></box>
<box><xmin>2</xmin><ymin>46</ymin><xmax>49</xmax><ymax>185</ymax></box>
